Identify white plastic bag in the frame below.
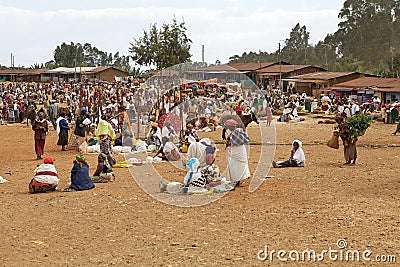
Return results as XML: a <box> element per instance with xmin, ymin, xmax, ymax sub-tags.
<box><xmin>147</xmin><ymin>144</ymin><xmax>156</xmax><ymax>152</ymax></box>
<box><xmin>87</xmin><ymin>145</ymin><xmax>100</xmax><ymax>153</ymax></box>
<box><xmin>153</xmin><ymin>156</ymin><xmax>163</xmax><ymax>163</ymax></box>
<box><xmin>82</xmin><ymin>118</ymin><xmax>91</xmax><ymax>126</ymax></box>
<box><xmin>79</xmin><ymin>141</ymin><xmax>88</xmax><ymax>154</ymax></box>
<box><xmin>0</xmin><ymin>176</ymin><xmax>8</xmax><ymax>184</ymax></box>
<box><xmin>112</xmin><ymin>146</ymin><xmax>123</xmax><ymax>154</ymax></box>
<box><xmin>145</xmin><ymin>156</ymin><xmax>154</xmax><ymax>164</ymax></box>
<box><xmin>121</xmin><ymin>146</ymin><xmax>132</xmax><ymax>154</ymax></box>
<box><xmin>166</xmin><ymin>182</ymin><xmax>183</xmax><ymax>194</ymax></box>
<box><xmin>127</xmin><ymin>158</ymin><xmax>139</xmax><ymax>164</ymax></box>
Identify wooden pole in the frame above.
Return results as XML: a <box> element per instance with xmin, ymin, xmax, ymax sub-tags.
<box><xmin>98</xmin><ymin>85</ymin><xmax>103</xmax><ymax>124</ymax></box>
<box><xmin>137</xmin><ymin>107</ymin><xmax>140</xmax><ymax>139</ymax></box>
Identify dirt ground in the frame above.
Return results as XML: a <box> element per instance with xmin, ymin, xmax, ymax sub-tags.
<box><xmin>0</xmin><ymin>115</ymin><xmax>400</xmax><ymax>266</ymax></box>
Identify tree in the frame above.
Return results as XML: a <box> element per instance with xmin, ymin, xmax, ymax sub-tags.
<box><xmin>52</xmin><ymin>42</ymin><xmax>130</xmax><ymax>70</ymax></box>
<box><xmin>129</xmin><ymin>18</ymin><xmax>192</xmax><ymax>70</ymax></box>
<box><xmin>30</xmin><ymin>63</ymin><xmax>44</xmax><ymax>69</ymax></box>
<box><xmin>281</xmin><ymin>23</ymin><xmax>310</xmax><ymax>65</ymax></box>
<box><xmin>336</xmin><ymin>0</ymin><xmax>400</xmax><ymax>69</ymax></box>
<box><xmin>129</xmin><ymin>67</ymin><xmax>145</xmax><ymax>77</ymax></box>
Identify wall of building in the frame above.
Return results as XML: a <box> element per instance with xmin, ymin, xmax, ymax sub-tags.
<box><xmin>97</xmin><ymin>69</ymin><xmax>127</xmax><ymax>82</ymax></box>
<box><xmin>386</xmin><ymin>92</ymin><xmax>400</xmax><ymax>103</ymax></box>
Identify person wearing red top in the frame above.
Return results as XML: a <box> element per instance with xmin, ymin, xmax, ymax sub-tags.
<box><xmin>235</xmin><ymin>101</ymin><xmax>244</xmax><ymax>115</ymax></box>
<box><xmin>32</xmin><ymin>112</ymin><xmax>48</xmax><ymax>159</ymax></box>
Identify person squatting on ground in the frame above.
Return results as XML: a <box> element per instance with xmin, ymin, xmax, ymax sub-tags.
<box><xmin>92</xmin><ymin>152</ymin><xmax>114</xmax><ymax>183</ymax></box>
<box><xmin>146</xmin><ymin>122</ymin><xmax>162</xmax><ymax>147</ymax></box>
<box><xmin>29</xmin><ymin>157</ymin><xmax>59</xmax><ymax>193</ymax></box>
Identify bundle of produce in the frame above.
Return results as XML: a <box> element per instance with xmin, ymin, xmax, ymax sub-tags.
<box><xmin>346</xmin><ymin>113</ymin><xmax>373</xmax><ymax>141</ymax></box>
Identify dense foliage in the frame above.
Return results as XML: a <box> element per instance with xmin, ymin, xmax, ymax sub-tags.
<box><xmin>346</xmin><ymin>113</ymin><xmax>373</xmax><ymax>140</ymax></box>
<box><xmin>129</xmin><ymin>18</ymin><xmax>192</xmax><ymax>70</ymax></box>
<box><xmin>47</xmin><ymin>42</ymin><xmax>131</xmax><ymax>71</ymax></box>
<box><xmin>229</xmin><ymin>0</ymin><xmax>400</xmax><ymax>77</ymax></box>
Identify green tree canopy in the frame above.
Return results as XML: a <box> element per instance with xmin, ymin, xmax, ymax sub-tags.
<box><xmin>228</xmin><ymin>0</ymin><xmax>400</xmax><ymax>77</ymax></box>
<box><xmin>336</xmin><ymin>0</ymin><xmax>400</xmax><ymax>72</ymax></box>
<box><xmin>129</xmin><ymin>18</ymin><xmax>192</xmax><ymax>70</ymax></box>
<box><xmin>53</xmin><ymin>42</ymin><xmax>130</xmax><ymax>71</ymax></box>
<box><xmin>281</xmin><ymin>23</ymin><xmax>310</xmax><ymax>65</ymax></box>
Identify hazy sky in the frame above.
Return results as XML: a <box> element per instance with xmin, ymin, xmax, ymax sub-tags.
<box><xmin>0</xmin><ymin>0</ymin><xmax>345</xmax><ymax>67</ymax></box>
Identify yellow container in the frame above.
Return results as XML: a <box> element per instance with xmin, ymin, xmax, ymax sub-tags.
<box><xmin>181</xmin><ymin>143</ymin><xmax>188</xmax><ymax>153</ymax></box>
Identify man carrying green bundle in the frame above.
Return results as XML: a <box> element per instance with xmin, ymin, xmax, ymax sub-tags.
<box><xmin>334</xmin><ymin>114</ymin><xmax>372</xmax><ymax>165</ymax></box>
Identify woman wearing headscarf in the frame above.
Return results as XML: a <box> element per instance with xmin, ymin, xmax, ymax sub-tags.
<box><xmin>74</xmin><ymin>107</ymin><xmax>89</xmax><ymax>139</ymax></box>
<box><xmin>69</xmin><ymin>154</ymin><xmax>95</xmax><ymax>191</ymax></box>
<box><xmin>95</xmin><ymin>116</ymin><xmax>116</xmax><ymax>141</ymax></box>
<box><xmin>161</xmin><ymin>119</ymin><xmax>177</xmax><ymax>142</ymax></box>
<box><xmin>183</xmin><ymin>158</ymin><xmax>206</xmax><ymax>188</ymax></box>
<box><xmin>56</xmin><ymin>111</ymin><xmax>69</xmax><ymax>151</ymax></box>
<box><xmin>187</xmin><ymin>138</ymin><xmax>217</xmax><ymax>168</ymax></box>
<box><xmin>272</xmin><ymin>140</ymin><xmax>305</xmax><ymax>168</ymax></box>
<box><xmin>32</xmin><ymin>112</ymin><xmax>48</xmax><ymax>159</ymax></box>
<box><xmin>147</xmin><ymin>122</ymin><xmax>162</xmax><ymax>146</ymax></box>
<box><xmin>29</xmin><ymin>157</ymin><xmax>59</xmax><ymax>193</ymax></box>
<box><xmin>225</xmin><ymin>119</ymin><xmax>250</xmax><ymax>187</ymax></box>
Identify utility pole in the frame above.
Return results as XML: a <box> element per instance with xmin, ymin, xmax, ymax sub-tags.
<box><xmin>278</xmin><ymin>42</ymin><xmax>282</xmax><ymax>92</ymax></box>
<box><xmin>390</xmin><ymin>46</ymin><xmax>395</xmax><ymax>78</ymax></box>
<box><xmin>202</xmin><ymin>45</ymin><xmax>205</xmax><ymax>80</ymax></box>
<box><xmin>10</xmin><ymin>53</ymin><xmax>15</xmax><ymax>82</ymax></box>
<box><xmin>322</xmin><ymin>44</ymin><xmax>329</xmax><ymax>70</ymax></box>
<box><xmin>304</xmin><ymin>40</ymin><xmax>307</xmax><ymax>65</ymax></box>
<box><xmin>201</xmin><ymin>45</ymin><xmax>205</xmax><ymax>63</ymax></box>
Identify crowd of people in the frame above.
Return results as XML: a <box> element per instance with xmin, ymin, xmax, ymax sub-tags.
<box><xmin>1</xmin><ymin>79</ymin><xmax>398</xmax><ymax>194</ymax></box>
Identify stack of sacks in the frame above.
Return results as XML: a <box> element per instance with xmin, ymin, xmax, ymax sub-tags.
<box><xmin>121</xmin><ymin>146</ymin><xmax>132</xmax><ymax>154</ymax></box>
<box><xmin>87</xmin><ymin>145</ymin><xmax>100</xmax><ymax>153</ymax></box>
<box><xmin>112</xmin><ymin>146</ymin><xmax>123</xmax><ymax>154</ymax></box>
<box><xmin>135</xmin><ymin>140</ymin><xmax>147</xmax><ymax>152</ymax></box>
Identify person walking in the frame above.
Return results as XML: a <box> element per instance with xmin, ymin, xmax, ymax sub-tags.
<box><xmin>56</xmin><ymin>111</ymin><xmax>69</xmax><ymax>151</ymax></box>
<box><xmin>31</xmin><ymin>112</ymin><xmax>48</xmax><ymax>159</ymax></box>
<box><xmin>48</xmin><ymin>101</ymin><xmax>59</xmax><ymax>130</ymax></box>
<box><xmin>335</xmin><ymin>116</ymin><xmax>357</xmax><ymax>165</ymax></box>
<box><xmin>266</xmin><ymin>105</ymin><xmax>273</xmax><ymax>126</ymax></box>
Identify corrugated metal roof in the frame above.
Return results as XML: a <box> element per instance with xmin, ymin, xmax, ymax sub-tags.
<box><xmin>227</xmin><ymin>62</ymin><xmax>278</xmax><ymax>71</ymax></box>
<box><xmin>44</xmin><ymin>67</ymin><xmax>97</xmax><ymax>74</ymax></box>
<box><xmin>0</xmin><ymin>69</ymin><xmax>47</xmax><ymax>75</ymax></box>
<box><xmin>334</xmin><ymin>77</ymin><xmax>400</xmax><ymax>88</ymax></box>
<box><xmin>259</xmin><ymin>65</ymin><xmax>325</xmax><ymax>75</ymax></box>
<box><xmin>288</xmin><ymin>71</ymin><xmax>358</xmax><ymax>80</ymax></box>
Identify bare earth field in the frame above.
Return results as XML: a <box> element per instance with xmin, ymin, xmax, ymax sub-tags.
<box><xmin>0</xmin><ymin>115</ymin><xmax>400</xmax><ymax>266</ymax></box>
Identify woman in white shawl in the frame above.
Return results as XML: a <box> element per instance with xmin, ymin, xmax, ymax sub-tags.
<box><xmin>225</xmin><ymin>119</ymin><xmax>250</xmax><ymax>187</ymax></box>
<box><xmin>186</xmin><ymin>138</ymin><xmax>217</xmax><ymax>168</ymax></box>
<box><xmin>272</xmin><ymin>140</ymin><xmax>305</xmax><ymax>168</ymax></box>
